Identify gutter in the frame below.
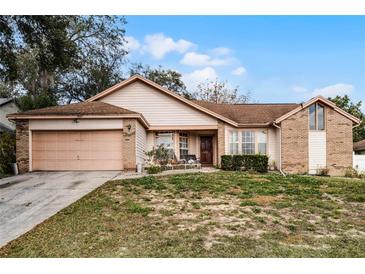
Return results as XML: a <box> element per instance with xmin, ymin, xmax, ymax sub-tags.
<box><xmin>273</xmin><ymin>122</ymin><xmax>286</xmax><ymax>176</ymax></box>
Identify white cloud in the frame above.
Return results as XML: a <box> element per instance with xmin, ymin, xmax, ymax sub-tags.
<box><xmin>210</xmin><ymin>47</ymin><xmax>232</xmax><ymax>56</ymax></box>
<box><xmin>312</xmin><ymin>83</ymin><xmax>354</xmax><ymax>97</ymax></box>
<box><xmin>180</xmin><ymin>51</ymin><xmax>233</xmax><ymax>67</ymax></box>
<box><xmin>141</xmin><ymin>33</ymin><xmax>194</xmax><ymax>59</ymax></box>
<box><xmin>232</xmin><ymin>66</ymin><xmax>247</xmax><ymax>76</ymax></box>
<box><xmin>124</xmin><ymin>36</ymin><xmax>141</xmax><ymax>52</ymax></box>
<box><xmin>291</xmin><ymin>85</ymin><xmax>308</xmax><ymax>93</ymax></box>
<box><xmin>182</xmin><ymin>67</ymin><xmax>218</xmax><ymax>91</ymax></box>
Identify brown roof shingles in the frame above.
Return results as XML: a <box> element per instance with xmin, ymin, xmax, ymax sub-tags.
<box><xmin>192</xmin><ymin>100</ymin><xmax>299</xmax><ymax>125</ymax></box>
<box><xmin>9</xmin><ymin>101</ymin><xmax>138</xmax><ymax>116</ymax></box>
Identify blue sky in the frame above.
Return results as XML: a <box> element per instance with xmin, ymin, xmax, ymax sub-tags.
<box><xmin>123</xmin><ymin>16</ymin><xmax>365</xmax><ymax>106</ymax></box>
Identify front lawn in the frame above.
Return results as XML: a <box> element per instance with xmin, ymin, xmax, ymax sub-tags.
<box><xmin>1</xmin><ymin>172</ymin><xmax>365</xmax><ymax>257</ymax></box>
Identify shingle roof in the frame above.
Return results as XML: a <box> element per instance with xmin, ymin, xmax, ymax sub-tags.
<box><xmin>354</xmin><ymin>140</ymin><xmax>365</xmax><ymax>151</ymax></box>
<box><xmin>11</xmin><ymin>101</ymin><xmax>138</xmax><ymax>116</ymax></box>
<box><xmin>192</xmin><ymin>100</ymin><xmax>299</xmax><ymax>125</ymax></box>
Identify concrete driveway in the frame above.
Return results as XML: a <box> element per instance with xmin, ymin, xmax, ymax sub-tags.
<box><xmin>0</xmin><ymin>171</ymin><xmax>120</xmax><ymax>247</ymax></box>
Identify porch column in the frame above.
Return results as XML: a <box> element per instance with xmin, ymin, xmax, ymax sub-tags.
<box><xmin>217</xmin><ymin>121</ymin><xmax>225</xmax><ymax>166</ymax></box>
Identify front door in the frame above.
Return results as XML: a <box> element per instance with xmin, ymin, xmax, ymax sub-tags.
<box><xmin>200</xmin><ymin>136</ymin><xmax>213</xmax><ymax>165</ymax></box>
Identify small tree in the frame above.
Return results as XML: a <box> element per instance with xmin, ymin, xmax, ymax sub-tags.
<box><xmin>129</xmin><ymin>63</ymin><xmax>192</xmax><ymax>99</ymax></box>
<box><xmin>329</xmin><ymin>95</ymin><xmax>365</xmax><ymax>142</ymax></box>
<box><xmin>0</xmin><ymin>132</ymin><xmax>16</xmax><ymax>174</ymax></box>
<box><xmin>193</xmin><ymin>78</ymin><xmax>250</xmax><ymax>104</ymax></box>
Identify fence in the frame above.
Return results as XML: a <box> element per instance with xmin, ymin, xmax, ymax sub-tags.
<box><xmin>353</xmin><ymin>153</ymin><xmax>365</xmax><ymax>171</ymax></box>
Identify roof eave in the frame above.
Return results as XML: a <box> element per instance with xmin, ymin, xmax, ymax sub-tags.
<box><xmin>7</xmin><ymin>113</ymin><xmax>150</xmax><ymax>128</ymax></box>
<box><xmin>274</xmin><ymin>96</ymin><xmax>361</xmax><ymax>125</ymax></box>
<box><xmin>86</xmin><ymin>75</ymin><xmax>238</xmax><ymax>127</ymax></box>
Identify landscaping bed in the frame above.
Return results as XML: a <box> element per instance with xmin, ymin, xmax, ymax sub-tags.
<box><xmin>1</xmin><ymin>172</ymin><xmax>364</xmax><ymax>257</ymax></box>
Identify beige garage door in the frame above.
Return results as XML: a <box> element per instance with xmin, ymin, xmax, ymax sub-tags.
<box><xmin>32</xmin><ymin>131</ymin><xmax>123</xmax><ymax>171</ymax></box>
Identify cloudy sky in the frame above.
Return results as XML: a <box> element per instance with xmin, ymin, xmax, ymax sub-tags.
<box><xmin>123</xmin><ymin>16</ymin><xmax>365</xmax><ymax>105</ymax></box>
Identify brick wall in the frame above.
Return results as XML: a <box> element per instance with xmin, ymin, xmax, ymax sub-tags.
<box><xmin>122</xmin><ymin>119</ymin><xmax>137</xmax><ymax>170</ymax></box>
<box><xmin>326</xmin><ymin>108</ymin><xmax>353</xmax><ymax>176</ymax></box>
<box><xmin>281</xmin><ymin>108</ymin><xmax>309</xmax><ymax>174</ymax></box>
<box><xmin>217</xmin><ymin>121</ymin><xmax>225</xmax><ymax>166</ymax></box>
<box><xmin>15</xmin><ymin>120</ymin><xmax>29</xmax><ymax>174</ymax></box>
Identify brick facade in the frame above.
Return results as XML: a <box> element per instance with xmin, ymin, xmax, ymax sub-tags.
<box><xmin>326</xmin><ymin>108</ymin><xmax>353</xmax><ymax>176</ymax></box>
<box><xmin>122</xmin><ymin>119</ymin><xmax>137</xmax><ymax>170</ymax></box>
<box><xmin>281</xmin><ymin>108</ymin><xmax>309</xmax><ymax>174</ymax></box>
<box><xmin>217</xmin><ymin>121</ymin><xmax>225</xmax><ymax>166</ymax></box>
<box><xmin>15</xmin><ymin>120</ymin><xmax>29</xmax><ymax>174</ymax></box>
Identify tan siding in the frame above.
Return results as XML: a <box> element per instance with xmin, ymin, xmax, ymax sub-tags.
<box><xmin>29</xmin><ymin>119</ymin><xmax>123</xmax><ymax>130</ymax></box>
<box><xmin>100</xmin><ymin>81</ymin><xmax>218</xmax><ymax>126</ymax></box>
<box><xmin>135</xmin><ymin>121</ymin><xmax>147</xmax><ymax>165</ymax></box>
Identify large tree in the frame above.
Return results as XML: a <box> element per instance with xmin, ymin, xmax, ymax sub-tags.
<box><xmin>0</xmin><ymin>16</ymin><xmax>128</xmax><ymax>109</ymax></box>
<box><xmin>193</xmin><ymin>78</ymin><xmax>250</xmax><ymax>104</ymax></box>
<box><xmin>128</xmin><ymin>63</ymin><xmax>192</xmax><ymax>99</ymax></box>
<box><xmin>329</xmin><ymin>95</ymin><xmax>365</xmax><ymax>142</ymax></box>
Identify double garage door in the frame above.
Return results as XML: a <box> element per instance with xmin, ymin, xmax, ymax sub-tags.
<box><xmin>32</xmin><ymin>130</ymin><xmax>123</xmax><ymax>171</ymax></box>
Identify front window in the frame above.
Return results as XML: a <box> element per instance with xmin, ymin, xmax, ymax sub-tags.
<box><xmin>309</xmin><ymin>103</ymin><xmax>325</xmax><ymax>131</ymax></box>
<box><xmin>229</xmin><ymin>131</ymin><xmax>239</xmax><ymax>154</ymax></box>
<box><xmin>179</xmin><ymin>132</ymin><xmax>188</xmax><ymax>156</ymax></box>
<box><xmin>257</xmin><ymin>131</ymin><xmax>267</xmax><ymax>154</ymax></box>
<box><xmin>242</xmin><ymin>131</ymin><xmax>255</xmax><ymax>154</ymax></box>
<box><xmin>155</xmin><ymin>132</ymin><xmax>173</xmax><ymax>149</ymax></box>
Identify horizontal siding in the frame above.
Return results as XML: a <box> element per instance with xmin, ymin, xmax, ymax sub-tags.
<box><xmin>136</xmin><ymin>121</ymin><xmax>147</xmax><ymax>165</ymax></box>
<box><xmin>267</xmin><ymin>127</ymin><xmax>280</xmax><ymax>166</ymax></box>
<box><xmin>29</xmin><ymin>119</ymin><xmax>123</xmax><ymax>130</ymax></box>
<box><xmin>309</xmin><ymin>131</ymin><xmax>326</xmax><ymax>174</ymax></box>
<box><xmin>100</xmin><ymin>81</ymin><xmax>218</xmax><ymax>126</ymax></box>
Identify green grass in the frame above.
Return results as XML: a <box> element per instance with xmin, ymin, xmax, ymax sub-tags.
<box><xmin>1</xmin><ymin>171</ymin><xmax>365</xmax><ymax>257</ymax></box>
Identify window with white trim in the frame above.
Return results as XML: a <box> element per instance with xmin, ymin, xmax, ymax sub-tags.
<box><xmin>309</xmin><ymin>103</ymin><xmax>325</xmax><ymax>130</ymax></box>
<box><xmin>229</xmin><ymin>131</ymin><xmax>239</xmax><ymax>154</ymax></box>
<box><xmin>155</xmin><ymin>132</ymin><xmax>173</xmax><ymax>149</ymax></box>
<box><xmin>242</xmin><ymin>131</ymin><xmax>255</xmax><ymax>154</ymax></box>
<box><xmin>179</xmin><ymin>132</ymin><xmax>189</xmax><ymax>156</ymax></box>
<box><xmin>257</xmin><ymin>131</ymin><xmax>267</xmax><ymax>154</ymax></box>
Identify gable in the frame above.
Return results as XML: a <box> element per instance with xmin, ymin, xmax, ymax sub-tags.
<box><xmin>274</xmin><ymin>96</ymin><xmax>361</xmax><ymax>125</ymax></box>
<box><xmin>98</xmin><ymin>81</ymin><xmax>218</xmax><ymax>127</ymax></box>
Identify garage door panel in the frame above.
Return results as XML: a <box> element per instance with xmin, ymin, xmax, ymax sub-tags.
<box><xmin>32</xmin><ymin>131</ymin><xmax>123</xmax><ymax>171</ymax></box>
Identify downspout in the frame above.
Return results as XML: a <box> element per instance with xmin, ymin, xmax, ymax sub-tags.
<box><xmin>273</xmin><ymin>122</ymin><xmax>286</xmax><ymax>176</ymax></box>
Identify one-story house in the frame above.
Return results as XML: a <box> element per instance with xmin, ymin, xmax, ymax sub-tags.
<box><xmin>354</xmin><ymin>139</ymin><xmax>365</xmax><ymax>155</ymax></box>
<box><xmin>0</xmin><ymin>97</ymin><xmax>19</xmax><ymax>133</ymax></box>
<box><xmin>8</xmin><ymin>75</ymin><xmax>360</xmax><ymax>176</ymax></box>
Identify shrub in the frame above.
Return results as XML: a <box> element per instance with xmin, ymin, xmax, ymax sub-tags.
<box><xmin>316</xmin><ymin>167</ymin><xmax>329</xmax><ymax>176</ymax></box>
<box><xmin>221</xmin><ymin>154</ymin><xmax>268</xmax><ymax>173</ymax></box>
<box><xmin>345</xmin><ymin>167</ymin><xmax>360</xmax><ymax>178</ymax></box>
<box><xmin>0</xmin><ymin>132</ymin><xmax>16</xmax><ymax>174</ymax></box>
<box><xmin>146</xmin><ymin>164</ymin><xmax>163</xmax><ymax>174</ymax></box>
<box><xmin>221</xmin><ymin>155</ymin><xmax>233</xmax><ymax>170</ymax></box>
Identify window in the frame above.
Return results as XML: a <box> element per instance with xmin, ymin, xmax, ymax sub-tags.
<box><xmin>155</xmin><ymin>132</ymin><xmax>173</xmax><ymax>149</ymax></box>
<box><xmin>179</xmin><ymin>132</ymin><xmax>189</xmax><ymax>156</ymax></box>
<box><xmin>258</xmin><ymin>131</ymin><xmax>267</xmax><ymax>154</ymax></box>
<box><xmin>309</xmin><ymin>103</ymin><xmax>325</xmax><ymax>131</ymax></box>
<box><xmin>229</xmin><ymin>131</ymin><xmax>239</xmax><ymax>154</ymax></box>
<box><xmin>242</xmin><ymin>131</ymin><xmax>255</xmax><ymax>154</ymax></box>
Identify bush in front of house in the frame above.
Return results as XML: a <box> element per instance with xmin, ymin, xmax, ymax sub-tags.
<box><xmin>0</xmin><ymin>132</ymin><xmax>16</xmax><ymax>174</ymax></box>
<box><xmin>221</xmin><ymin>154</ymin><xmax>269</xmax><ymax>173</ymax></box>
<box><xmin>146</xmin><ymin>164</ymin><xmax>163</xmax><ymax>174</ymax></box>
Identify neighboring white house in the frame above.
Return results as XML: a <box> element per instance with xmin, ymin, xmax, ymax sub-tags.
<box><xmin>0</xmin><ymin>98</ymin><xmax>19</xmax><ymax>133</ymax></box>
